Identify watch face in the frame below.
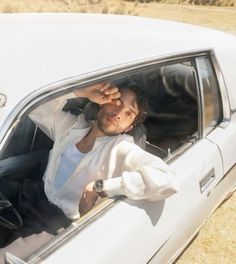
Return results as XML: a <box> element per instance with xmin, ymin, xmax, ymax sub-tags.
<box><xmin>95</xmin><ymin>180</ymin><xmax>103</xmax><ymax>192</ymax></box>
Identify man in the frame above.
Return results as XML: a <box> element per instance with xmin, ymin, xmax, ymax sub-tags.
<box><xmin>0</xmin><ymin>82</ymin><xmax>177</xmax><ymax>224</ymax></box>
<box><xmin>28</xmin><ymin>82</ymin><xmax>178</xmax><ymax>220</ymax></box>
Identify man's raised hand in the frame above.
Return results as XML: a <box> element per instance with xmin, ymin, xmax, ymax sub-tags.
<box><xmin>74</xmin><ymin>83</ymin><xmax>121</xmax><ymax>105</ymax></box>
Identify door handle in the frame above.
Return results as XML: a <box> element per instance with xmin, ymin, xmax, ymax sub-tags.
<box><xmin>199</xmin><ymin>168</ymin><xmax>215</xmax><ymax>193</ymax></box>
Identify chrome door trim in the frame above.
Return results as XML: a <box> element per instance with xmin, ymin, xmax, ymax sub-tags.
<box><xmin>210</xmin><ymin>52</ymin><xmax>231</xmax><ymax>125</ymax></box>
<box><xmin>199</xmin><ymin>168</ymin><xmax>215</xmax><ymax>193</ymax></box>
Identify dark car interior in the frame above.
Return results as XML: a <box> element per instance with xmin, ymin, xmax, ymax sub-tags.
<box><xmin>136</xmin><ymin>63</ymin><xmax>198</xmax><ymax>158</ymax></box>
<box><xmin>0</xmin><ymin>60</ymin><xmax>199</xmax><ymax>260</ymax></box>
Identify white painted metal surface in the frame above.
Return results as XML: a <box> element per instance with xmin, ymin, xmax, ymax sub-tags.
<box><xmin>0</xmin><ymin>13</ymin><xmax>236</xmax><ymax>123</ymax></box>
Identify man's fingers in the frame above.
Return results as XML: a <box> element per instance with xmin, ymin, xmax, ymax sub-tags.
<box><xmin>89</xmin><ymin>83</ymin><xmax>105</xmax><ymax>91</ymax></box>
<box><xmin>101</xmin><ymin>93</ymin><xmax>121</xmax><ymax>104</ymax></box>
<box><xmin>103</xmin><ymin>86</ymin><xmax>118</xmax><ymax>95</ymax></box>
<box><xmin>111</xmin><ymin>91</ymin><xmax>121</xmax><ymax>99</ymax></box>
<box><xmin>99</xmin><ymin>83</ymin><xmax>111</xmax><ymax>92</ymax></box>
<box><xmin>111</xmin><ymin>99</ymin><xmax>121</xmax><ymax>106</ymax></box>
<box><xmin>85</xmin><ymin>82</ymin><xmax>121</xmax><ymax>105</ymax></box>
<box><xmin>101</xmin><ymin>84</ymin><xmax>120</xmax><ymax>97</ymax></box>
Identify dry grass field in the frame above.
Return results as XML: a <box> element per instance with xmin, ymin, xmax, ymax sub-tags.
<box><xmin>176</xmin><ymin>192</ymin><xmax>236</xmax><ymax>264</ymax></box>
<box><xmin>0</xmin><ymin>0</ymin><xmax>236</xmax><ymax>34</ymax></box>
<box><xmin>0</xmin><ymin>1</ymin><xmax>236</xmax><ymax>263</ymax></box>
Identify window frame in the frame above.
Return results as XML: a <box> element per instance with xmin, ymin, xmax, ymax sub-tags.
<box><xmin>195</xmin><ymin>54</ymin><xmax>229</xmax><ymax>137</ymax></box>
<box><xmin>208</xmin><ymin>52</ymin><xmax>231</xmax><ymax>127</ymax></box>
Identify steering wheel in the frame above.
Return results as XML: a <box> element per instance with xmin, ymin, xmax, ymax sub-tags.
<box><xmin>0</xmin><ymin>192</ymin><xmax>23</xmax><ymax>230</ymax></box>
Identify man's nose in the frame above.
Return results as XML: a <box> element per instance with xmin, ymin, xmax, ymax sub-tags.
<box><xmin>112</xmin><ymin>107</ymin><xmax>122</xmax><ymax>119</ymax></box>
<box><xmin>112</xmin><ymin>112</ymin><xmax>120</xmax><ymax>119</ymax></box>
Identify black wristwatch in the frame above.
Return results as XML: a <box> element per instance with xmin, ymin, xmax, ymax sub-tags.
<box><xmin>93</xmin><ymin>179</ymin><xmax>107</xmax><ymax>198</ymax></box>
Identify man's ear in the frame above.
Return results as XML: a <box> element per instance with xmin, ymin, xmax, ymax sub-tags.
<box><xmin>124</xmin><ymin>125</ymin><xmax>133</xmax><ymax>133</ymax></box>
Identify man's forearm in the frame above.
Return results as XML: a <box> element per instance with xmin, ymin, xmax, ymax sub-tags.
<box><xmin>73</xmin><ymin>89</ymin><xmax>89</xmax><ymax>98</ymax></box>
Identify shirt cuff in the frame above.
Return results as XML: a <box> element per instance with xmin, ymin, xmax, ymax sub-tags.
<box><xmin>103</xmin><ymin>177</ymin><xmax>124</xmax><ymax>197</ymax></box>
<box><xmin>68</xmin><ymin>212</ymin><xmax>81</xmax><ymax>221</ymax></box>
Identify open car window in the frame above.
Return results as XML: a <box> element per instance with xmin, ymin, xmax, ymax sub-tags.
<box><xmin>1</xmin><ymin>118</ymin><xmax>53</xmax><ymax>160</ymax></box>
<box><xmin>141</xmin><ymin>60</ymin><xmax>199</xmax><ymax>158</ymax></box>
<box><xmin>1</xmin><ymin>54</ymin><xmax>222</xmax><ymax>163</ymax></box>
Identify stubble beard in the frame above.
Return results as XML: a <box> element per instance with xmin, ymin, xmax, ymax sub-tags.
<box><xmin>96</xmin><ymin>118</ymin><xmax>121</xmax><ymax>136</ymax></box>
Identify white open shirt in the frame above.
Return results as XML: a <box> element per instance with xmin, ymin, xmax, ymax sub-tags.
<box><xmin>29</xmin><ymin>93</ymin><xmax>178</xmax><ymax>220</ymax></box>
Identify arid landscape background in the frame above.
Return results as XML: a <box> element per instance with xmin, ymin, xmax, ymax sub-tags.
<box><xmin>1</xmin><ymin>0</ymin><xmax>236</xmax><ymax>35</ymax></box>
<box><xmin>0</xmin><ymin>1</ymin><xmax>236</xmax><ymax>263</ymax></box>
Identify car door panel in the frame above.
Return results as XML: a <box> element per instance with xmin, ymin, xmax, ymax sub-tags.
<box><xmin>41</xmin><ymin>139</ymin><xmax>223</xmax><ymax>264</ymax></box>
<box><xmin>207</xmin><ymin>115</ymin><xmax>236</xmax><ymax>174</ymax></box>
<box><xmin>148</xmin><ymin>138</ymin><xmax>223</xmax><ymax>263</ymax></box>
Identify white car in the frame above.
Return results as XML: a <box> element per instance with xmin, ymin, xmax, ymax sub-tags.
<box><xmin>0</xmin><ymin>13</ymin><xmax>236</xmax><ymax>264</ymax></box>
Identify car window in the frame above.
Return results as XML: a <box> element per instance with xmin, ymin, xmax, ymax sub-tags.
<box><xmin>1</xmin><ymin>117</ymin><xmax>53</xmax><ymax>160</ymax></box>
<box><xmin>196</xmin><ymin>56</ymin><xmax>222</xmax><ymax>135</ymax></box>
<box><xmin>139</xmin><ymin>60</ymin><xmax>198</xmax><ymax>158</ymax></box>
<box><xmin>1</xmin><ymin>55</ymin><xmax>221</xmax><ymax>163</ymax></box>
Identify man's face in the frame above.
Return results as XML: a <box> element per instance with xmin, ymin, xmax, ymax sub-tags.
<box><xmin>96</xmin><ymin>89</ymin><xmax>139</xmax><ymax>136</ymax></box>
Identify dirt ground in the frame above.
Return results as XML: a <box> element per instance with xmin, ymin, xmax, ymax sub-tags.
<box><xmin>0</xmin><ymin>1</ymin><xmax>236</xmax><ymax>263</ymax></box>
<box><xmin>176</xmin><ymin>191</ymin><xmax>236</xmax><ymax>264</ymax></box>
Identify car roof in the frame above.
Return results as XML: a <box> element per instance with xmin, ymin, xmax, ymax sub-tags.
<box><xmin>0</xmin><ymin>13</ymin><xmax>236</xmax><ymax>122</ymax></box>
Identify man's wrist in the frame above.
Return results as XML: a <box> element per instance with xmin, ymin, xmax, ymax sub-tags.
<box><xmin>74</xmin><ymin>88</ymin><xmax>95</xmax><ymax>102</ymax></box>
<box><xmin>73</xmin><ymin>89</ymin><xmax>87</xmax><ymax>98</ymax></box>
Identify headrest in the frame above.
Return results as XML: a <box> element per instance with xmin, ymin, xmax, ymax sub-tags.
<box><xmin>161</xmin><ymin>64</ymin><xmax>197</xmax><ymax>100</ymax></box>
<box><xmin>83</xmin><ymin>101</ymin><xmax>99</xmax><ymax>121</ymax></box>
